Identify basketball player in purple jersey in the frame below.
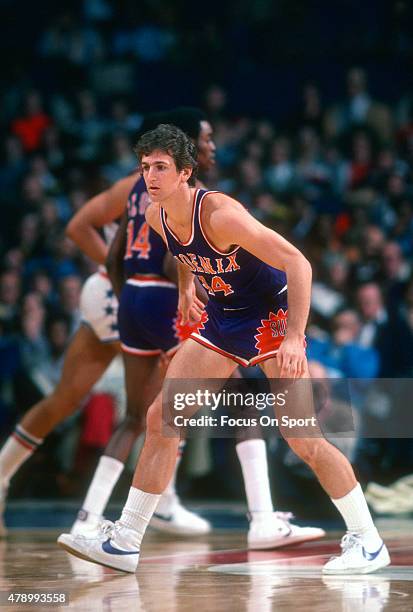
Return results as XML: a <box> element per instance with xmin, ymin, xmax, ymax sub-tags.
<box><xmin>72</xmin><ymin>170</ymin><xmax>211</xmax><ymax>537</ymax></box>
<box><xmin>65</xmin><ymin>109</ymin><xmax>324</xmax><ymax>547</ymax></box>
<box><xmin>59</xmin><ymin>125</ymin><xmax>390</xmax><ymax>574</ymax></box>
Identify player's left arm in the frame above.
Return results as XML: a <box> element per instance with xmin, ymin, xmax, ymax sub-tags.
<box><xmin>209</xmin><ymin>196</ymin><xmax>312</xmax><ymax>378</ymax></box>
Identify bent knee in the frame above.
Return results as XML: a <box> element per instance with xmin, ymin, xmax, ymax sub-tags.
<box><xmin>287</xmin><ymin>438</ymin><xmax>324</xmax><ymax>466</ymax></box>
<box><xmin>145</xmin><ymin>399</ymin><xmax>164</xmax><ymax>435</ymax></box>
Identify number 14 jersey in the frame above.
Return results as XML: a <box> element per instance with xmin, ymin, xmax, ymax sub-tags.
<box><xmin>160</xmin><ymin>189</ymin><xmax>287</xmax><ymax>309</ymax></box>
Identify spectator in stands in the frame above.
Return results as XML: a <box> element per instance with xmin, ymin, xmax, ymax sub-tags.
<box><xmin>349</xmin><ymin>225</ymin><xmax>386</xmax><ymax>285</ymax></box>
<box><xmin>56</xmin><ymin>275</ymin><xmax>82</xmax><ymax>334</ymax></box>
<box><xmin>0</xmin><ymin>270</ymin><xmax>21</xmax><ymax>331</ymax></box>
<box><xmin>307</xmin><ymin>308</ymin><xmax>379</xmax><ymax>379</ymax></box>
<box><xmin>264</xmin><ymin>137</ymin><xmax>295</xmax><ymax>195</ymax></box>
<box><xmin>356</xmin><ymin>282</ymin><xmax>413</xmax><ymax>377</ymax></box>
<box><xmin>311</xmin><ymin>255</ymin><xmax>350</xmax><ymax>320</ymax></box>
<box><xmin>380</xmin><ymin>241</ymin><xmax>411</xmax><ymax>311</ymax></box>
<box><xmin>325</xmin><ymin>67</ymin><xmax>393</xmax><ymax>144</ymax></box>
<box><xmin>18</xmin><ymin>293</ymin><xmax>48</xmax><ymax>370</ymax></box>
<box><xmin>11</xmin><ymin>91</ymin><xmax>52</xmax><ymax>153</ymax></box>
<box><xmin>102</xmin><ymin>133</ymin><xmax>136</xmax><ymax>183</ymax></box>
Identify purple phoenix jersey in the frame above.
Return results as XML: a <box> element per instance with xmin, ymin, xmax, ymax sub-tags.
<box><xmin>160</xmin><ymin>189</ymin><xmax>289</xmax><ymax>366</ymax></box>
<box><xmin>118</xmin><ymin>177</ymin><xmax>202</xmax><ymax>356</ymax></box>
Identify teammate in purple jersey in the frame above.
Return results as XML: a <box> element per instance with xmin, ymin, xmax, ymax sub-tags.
<box><xmin>67</xmin><ymin>111</ymin><xmax>214</xmax><ymax>538</ymax></box>
<box><xmin>59</xmin><ymin>124</ymin><xmax>390</xmax><ymax>574</ymax></box>
<box><xmin>118</xmin><ymin>174</ymin><xmax>197</xmax><ymax>360</ymax></box>
<box><xmin>0</xmin><ymin>113</ymin><xmax>209</xmax><ymax>539</ymax></box>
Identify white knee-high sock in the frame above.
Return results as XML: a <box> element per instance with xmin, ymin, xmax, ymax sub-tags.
<box><xmin>120</xmin><ymin>487</ymin><xmax>161</xmax><ymax>544</ymax></box>
<box><xmin>236</xmin><ymin>439</ymin><xmax>274</xmax><ymax>518</ymax></box>
<box><xmin>0</xmin><ymin>425</ymin><xmax>43</xmax><ymax>485</ymax></box>
<box><xmin>331</xmin><ymin>482</ymin><xmax>382</xmax><ymax>549</ymax></box>
<box><xmin>80</xmin><ymin>455</ymin><xmax>124</xmax><ymax>516</ymax></box>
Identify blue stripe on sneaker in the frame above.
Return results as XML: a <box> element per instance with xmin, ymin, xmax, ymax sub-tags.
<box><xmin>102</xmin><ymin>539</ymin><xmax>139</xmax><ymax>556</ymax></box>
<box><xmin>153</xmin><ymin>512</ymin><xmax>173</xmax><ymax>522</ymax></box>
<box><xmin>362</xmin><ymin>541</ymin><xmax>384</xmax><ymax>561</ymax></box>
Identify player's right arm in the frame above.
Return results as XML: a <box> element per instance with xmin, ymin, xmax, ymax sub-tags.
<box><xmin>177</xmin><ymin>263</ymin><xmax>205</xmax><ymax>323</ymax></box>
<box><xmin>146</xmin><ymin>203</ymin><xmax>205</xmax><ymax>322</ymax></box>
<box><xmin>66</xmin><ymin>173</ymin><xmax>139</xmax><ymax>264</ymax></box>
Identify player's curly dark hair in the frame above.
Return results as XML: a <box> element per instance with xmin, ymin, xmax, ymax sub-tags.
<box><xmin>134</xmin><ymin>124</ymin><xmax>198</xmax><ymax>186</ymax></box>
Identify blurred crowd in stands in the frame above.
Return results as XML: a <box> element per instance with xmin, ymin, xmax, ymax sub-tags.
<box><xmin>1</xmin><ymin>0</ymin><xmax>413</xmax><ymax>510</ymax></box>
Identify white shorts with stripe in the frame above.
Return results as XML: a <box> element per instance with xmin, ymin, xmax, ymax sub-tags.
<box><xmin>80</xmin><ymin>271</ymin><xmax>119</xmax><ymax>343</ymax></box>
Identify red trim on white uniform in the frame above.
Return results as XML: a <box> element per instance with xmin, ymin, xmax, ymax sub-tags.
<box><xmin>12</xmin><ymin>432</ymin><xmax>36</xmax><ymax>451</ymax></box>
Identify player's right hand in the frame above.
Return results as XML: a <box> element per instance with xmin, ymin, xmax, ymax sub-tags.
<box><xmin>179</xmin><ymin>285</ymin><xmax>205</xmax><ymax>324</ymax></box>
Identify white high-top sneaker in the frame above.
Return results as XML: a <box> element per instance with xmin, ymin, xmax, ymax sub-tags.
<box><xmin>70</xmin><ymin>509</ymin><xmax>104</xmax><ymax>536</ymax></box>
<box><xmin>58</xmin><ymin>520</ymin><xmax>140</xmax><ymax>573</ymax></box>
<box><xmin>0</xmin><ymin>484</ymin><xmax>8</xmax><ymax>538</ymax></box>
<box><xmin>248</xmin><ymin>512</ymin><xmax>325</xmax><ymax>550</ymax></box>
<box><xmin>323</xmin><ymin>533</ymin><xmax>390</xmax><ymax>574</ymax></box>
<box><xmin>150</xmin><ymin>495</ymin><xmax>211</xmax><ymax>536</ymax></box>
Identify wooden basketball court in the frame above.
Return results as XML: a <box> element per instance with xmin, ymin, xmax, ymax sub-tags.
<box><xmin>1</xmin><ymin>519</ymin><xmax>413</xmax><ymax>611</ymax></box>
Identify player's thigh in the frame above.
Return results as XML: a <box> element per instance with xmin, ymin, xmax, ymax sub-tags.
<box><xmin>166</xmin><ymin>338</ymin><xmax>237</xmax><ymax>379</ymax></box>
<box><xmin>259</xmin><ymin>356</ymin><xmax>320</xmax><ymax>437</ymax></box>
<box><xmin>157</xmin><ymin>339</ymin><xmax>238</xmax><ymax>429</ymax></box>
<box><xmin>56</xmin><ymin>324</ymin><xmax>119</xmax><ymax>400</ymax></box>
<box><xmin>147</xmin><ymin>339</ymin><xmax>238</xmax><ymax>426</ymax></box>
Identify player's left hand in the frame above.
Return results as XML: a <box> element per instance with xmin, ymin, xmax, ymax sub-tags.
<box><xmin>276</xmin><ymin>334</ymin><xmax>306</xmax><ymax>379</ymax></box>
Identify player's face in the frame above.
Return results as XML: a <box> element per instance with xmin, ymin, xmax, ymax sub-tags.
<box><xmin>141</xmin><ymin>151</ymin><xmax>191</xmax><ymax>202</ymax></box>
<box><xmin>197</xmin><ymin>121</ymin><xmax>216</xmax><ymax>171</ymax></box>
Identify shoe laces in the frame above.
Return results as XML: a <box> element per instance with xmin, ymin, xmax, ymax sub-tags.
<box><xmin>273</xmin><ymin>512</ymin><xmax>294</xmax><ymax>525</ymax></box>
<box><xmin>100</xmin><ymin>519</ymin><xmax>129</xmax><ymax>539</ymax></box>
<box><xmin>340</xmin><ymin>532</ymin><xmax>362</xmax><ymax>555</ymax></box>
<box><xmin>326</xmin><ymin>532</ymin><xmax>361</xmax><ymax>563</ymax></box>
<box><xmin>100</xmin><ymin>520</ymin><xmax>116</xmax><ymax>536</ymax></box>
<box><xmin>75</xmin><ymin>519</ymin><xmax>115</xmax><ymax>542</ymax></box>
<box><xmin>247</xmin><ymin>511</ymin><xmax>294</xmax><ymax>523</ymax></box>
